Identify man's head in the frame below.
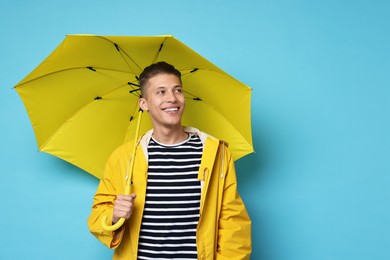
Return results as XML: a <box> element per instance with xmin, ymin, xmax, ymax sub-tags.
<box><xmin>138</xmin><ymin>61</ymin><xmax>181</xmax><ymax>98</ymax></box>
<box><xmin>138</xmin><ymin>62</ymin><xmax>185</xmax><ymax>132</ymax></box>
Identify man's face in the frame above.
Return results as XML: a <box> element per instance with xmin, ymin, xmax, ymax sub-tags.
<box><xmin>139</xmin><ymin>73</ymin><xmax>185</xmax><ymax>130</ymax></box>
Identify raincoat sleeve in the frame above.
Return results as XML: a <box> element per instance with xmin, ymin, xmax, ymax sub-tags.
<box><xmin>87</xmin><ymin>146</ymin><xmax>128</xmax><ymax>249</ymax></box>
<box><xmin>217</xmin><ymin>145</ymin><xmax>252</xmax><ymax>259</ymax></box>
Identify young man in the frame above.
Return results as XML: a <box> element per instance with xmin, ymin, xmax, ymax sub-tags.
<box><xmin>88</xmin><ymin>62</ymin><xmax>251</xmax><ymax>259</ymax></box>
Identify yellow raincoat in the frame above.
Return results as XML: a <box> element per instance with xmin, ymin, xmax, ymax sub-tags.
<box><xmin>88</xmin><ymin>127</ymin><xmax>252</xmax><ymax>259</ymax></box>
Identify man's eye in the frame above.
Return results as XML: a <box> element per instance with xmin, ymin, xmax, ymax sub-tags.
<box><xmin>175</xmin><ymin>88</ymin><xmax>183</xmax><ymax>93</ymax></box>
<box><xmin>157</xmin><ymin>90</ymin><xmax>165</xmax><ymax>95</ymax></box>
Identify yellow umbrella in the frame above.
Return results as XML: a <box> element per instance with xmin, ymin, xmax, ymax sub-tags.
<box><xmin>14</xmin><ymin>34</ymin><xmax>254</xmax><ymax>180</ymax></box>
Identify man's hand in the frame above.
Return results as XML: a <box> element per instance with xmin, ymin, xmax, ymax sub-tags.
<box><xmin>112</xmin><ymin>194</ymin><xmax>137</xmax><ymax>224</ymax></box>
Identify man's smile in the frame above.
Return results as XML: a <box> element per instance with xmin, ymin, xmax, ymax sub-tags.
<box><xmin>163</xmin><ymin>107</ymin><xmax>180</xmax><ymax>112</ymax></box>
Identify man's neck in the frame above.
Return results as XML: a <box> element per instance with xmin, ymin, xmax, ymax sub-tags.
<box><xmin>152</xmin><ymin>126</ymin><xmax>188</xmax><ymax>145</ymax></box>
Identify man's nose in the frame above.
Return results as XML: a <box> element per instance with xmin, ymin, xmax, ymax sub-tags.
<box><xmin>166</xmin><ymin>90</ymin><xmax>177</xmax><ymax>102</ymax></box>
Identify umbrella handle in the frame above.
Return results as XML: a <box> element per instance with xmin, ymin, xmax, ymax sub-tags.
<box><xmin>101</xmin><ymin>216</ymin><xmax>126</xmax><ymax>232</ymax></box>
<box><xmin>100</xmin><ymin>109</ymin><xmax>143</xmax><ymax>232</ymax></box>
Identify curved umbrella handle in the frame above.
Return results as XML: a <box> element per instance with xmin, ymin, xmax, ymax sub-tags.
<box><xmin>100</xmin><ymin>109</ymin><xmax>143</xmax><ymax>232</ymax></box>
<box><xmin>101</xmin><ymin>216</ymin><xmax>126</xmax><ymax>231</ymax></box>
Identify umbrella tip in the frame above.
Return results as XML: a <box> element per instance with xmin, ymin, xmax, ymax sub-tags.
<box><xmin>94</xmin><ymin>96</ymin><xmax>102</xmax><ymax>100</ymax></box>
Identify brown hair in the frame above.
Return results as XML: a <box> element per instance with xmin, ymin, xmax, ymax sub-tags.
<box><xmin>138</xmin><ymin>61</ymin><xmax>181</xmax><ymax>96</ymax></box>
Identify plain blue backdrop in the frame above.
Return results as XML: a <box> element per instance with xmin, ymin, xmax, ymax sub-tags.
<box><xmin>1</xmin><ymin>0</ymin><xmax>389</xmax><ymax>259</ymax></box>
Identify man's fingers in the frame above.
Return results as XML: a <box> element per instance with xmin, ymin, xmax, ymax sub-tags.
<box><xmin>112</xmin><ymin>194</ymin><xmax>137</xmax><ymax>223</ymax></box>
<box><xmin>116</xmin><ymin>194</ymin><xmax>137</xmax><ymax>202</ymax></box>
<box><xmin>115</xmin><ymin>194</ymin><xmax>136</xmax><ymax>207</ymax></box>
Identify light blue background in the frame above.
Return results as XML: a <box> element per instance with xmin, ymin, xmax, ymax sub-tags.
<box><xmin>1</xmin><ymin>0</ymin><xmax>389</xmax><ymax>259</ymax></box>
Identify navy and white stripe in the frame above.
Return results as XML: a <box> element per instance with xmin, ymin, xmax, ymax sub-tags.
<box><xmin>137</xmin><ymin>134</ymin><xmax>203</xmax><ymax>260</ymax></box>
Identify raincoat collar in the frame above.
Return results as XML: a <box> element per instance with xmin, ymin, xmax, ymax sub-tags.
<box><xmin>139</xmin><ymin>126</ymin><xmax>217</xmax><ymax>159</ymax></box>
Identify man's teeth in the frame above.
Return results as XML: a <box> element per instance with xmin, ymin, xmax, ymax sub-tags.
<box><xmin>164</xmin><ymin>108</ymin><xmax>178</xmax><ymax>112</ymax></box>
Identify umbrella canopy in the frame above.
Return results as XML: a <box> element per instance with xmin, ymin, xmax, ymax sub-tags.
<box><xmin>14</xmin><ymin>34</ymin><xmax>253</xmax><ymax>179</ymax></box>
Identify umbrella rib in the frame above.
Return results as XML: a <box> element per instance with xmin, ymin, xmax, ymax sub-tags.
<box><xmin>95</xmin><ymin>36</ymin><xmax>143</xmax><ymax>75</ymax></box>
<box><xmin>152</xmin><ymin>36</ymin><xmax>170</xmax><ymax>64</ymax></box>
<box><xmin>14</xmin><ymin>67</ymin><xmax>136</xmax><ymax>87</ymax></box>
<box><xmin>184</xmin><ymin>91</ymin><xmax>202</xmax><ymax>101</ymax></box>
<box><xmin>181</xmin><ymin>67</ymin><xmax>239</xmax><ymax>81</ymax></box>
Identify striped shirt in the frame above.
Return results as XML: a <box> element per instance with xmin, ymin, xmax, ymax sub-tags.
<box><xmin>137</xmin><ymin>134</ymin><xmax>203</xmax><ymax>260</ymax></box>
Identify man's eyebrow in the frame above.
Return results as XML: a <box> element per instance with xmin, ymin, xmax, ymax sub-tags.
<box><xmin>155</xmin><ymin>85</ymin><xmax>182</xmax><ymax>90</ymax></box>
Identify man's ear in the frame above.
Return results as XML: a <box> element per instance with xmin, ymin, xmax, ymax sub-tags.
<box><xmin>139</xmin><ymin>98</ymin><xmax>148</xmax><ymax>111</ymax></box>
